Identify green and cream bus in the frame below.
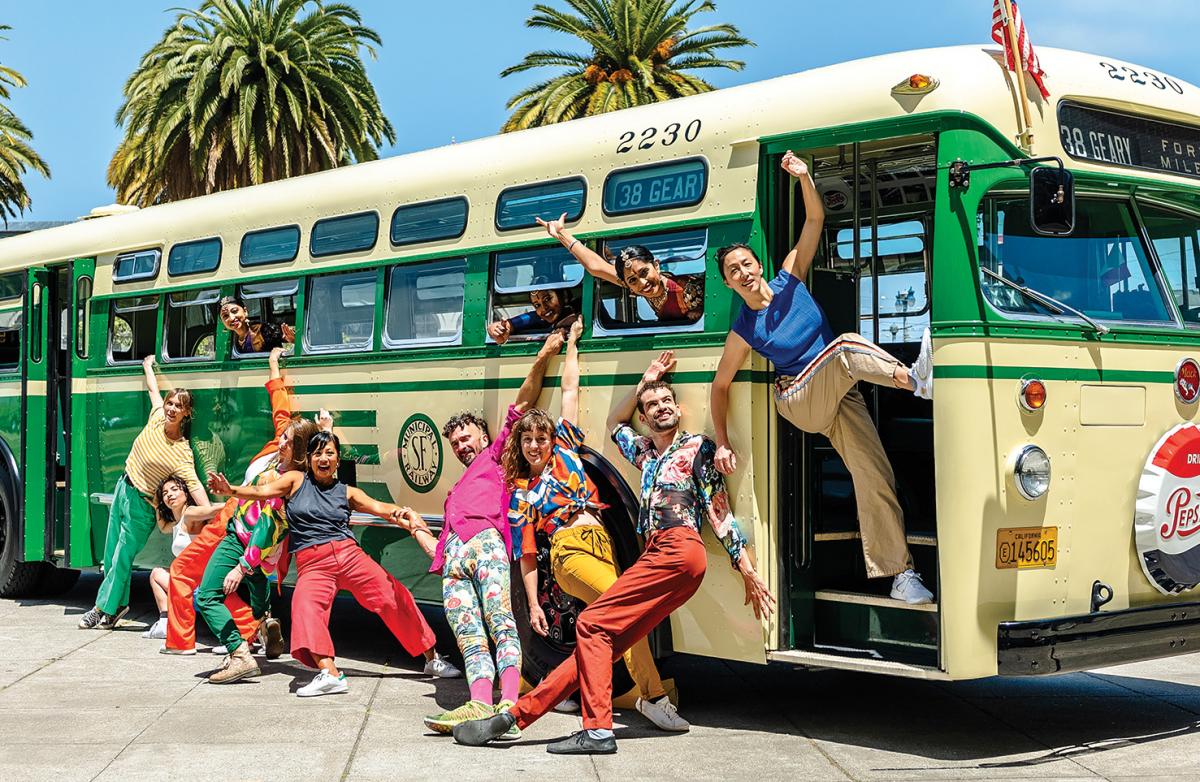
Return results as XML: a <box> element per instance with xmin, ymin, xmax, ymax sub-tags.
<box><xmin>3</xmin><ymin>43</ymin><xmax>1200</xmax><ymax>681</ymax></box>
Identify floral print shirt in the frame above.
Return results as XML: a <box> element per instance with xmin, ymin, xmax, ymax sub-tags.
<box><xmin>229</xmin><ymin>460</ymin><xmax>288</xmax><ymax>575</ymax></box>
<box><xmin>611</xmin><ymin>424</ymin><xmax>746</xmax><ymax>568</ymax></box>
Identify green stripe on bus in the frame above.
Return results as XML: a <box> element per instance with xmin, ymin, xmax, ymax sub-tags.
<box><xmin>356</xmin><ymin>481</ymin><xmax>393</xmax><ymax>502</ymax></box>
<box><xmin>299</xmin><ymin>409</ymin><xmax>376</xmax><ymax>427</ymax></box>
<box><xmin>293</xmin><ymin>368</ymin><xmax>770</xmax><ymax>395</ymax></box>
<box><xmin>935</xmin><ymin>365</ymin><xmax>1176</xmax><ymax>383</ymax></box>
<box><xmin>342</xmin><ymin>443</ymin><xmax>381</xmax><ymax>465</ymax></box>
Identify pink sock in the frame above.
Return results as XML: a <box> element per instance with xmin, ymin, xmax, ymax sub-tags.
<box><xmin>469</xmin><ymin>677</ymin><xmax>494</xmax><ymax>706</ymax></box>
<box><xmin>499</xmin><ymin>666</ymin><xmax>521</xmax><ymax>704</ymax></box>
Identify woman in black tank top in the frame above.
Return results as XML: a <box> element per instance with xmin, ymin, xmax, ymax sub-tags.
<box><xmin>207</xmin><ymin>431</ymin><xmax>459</xmax><ymax>697</ymax></box>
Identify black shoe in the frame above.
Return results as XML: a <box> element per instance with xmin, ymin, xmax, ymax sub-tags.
<box><xmin>97</xmin><ymin>605</ymin><xmax>130</xmax><ymax>630</ymax></box>
<box><xmin>546</xmin><ymin>730</ymin><xmax>618</xmax><ymax>755</ymax></box>
<box><xmin>261</xmin><ymin>616</ymin><xmax>284</xmax><ymax>660</ymax></box>
<box><xmin>452</xmin><ymin>712</ymin><xmax>516</xmax><ymax>746</ymax></box>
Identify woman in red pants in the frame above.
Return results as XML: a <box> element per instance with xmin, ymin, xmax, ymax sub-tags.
<box><xmin>207</xmin><ymin>430</ymin><xmax>460</xmax><ymax>697</ymax></box>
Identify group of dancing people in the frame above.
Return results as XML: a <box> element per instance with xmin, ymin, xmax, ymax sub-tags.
<box><xmin>75</xmin><ymin>153</ymin><xmax>934</xmax><ymax>755</ymax></box>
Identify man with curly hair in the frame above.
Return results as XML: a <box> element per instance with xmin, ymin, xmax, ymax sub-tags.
<box><xmin>411</xmin><ymin>330</ymin><xmax>565</xmax><ymax>737</ymax></box>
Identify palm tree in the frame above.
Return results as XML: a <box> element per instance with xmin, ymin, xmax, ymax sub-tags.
<box><xmin>109</xmin><ymin>0</ymin><xmax>395</xmax><ymax>207</ymax></box>
<box><xmin>0</xmin><ymin>25</ymin><xmax>50</xmax><ymax>222</ymax></box>
<box><xmin>501</xmin><ymin>0</ymin><xmax>751</xmax><ymax>132</ymax></box>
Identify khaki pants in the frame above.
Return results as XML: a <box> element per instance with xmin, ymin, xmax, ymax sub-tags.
<box><xmin>776</xmin><ymin>333</ymin><xmax>913</xmax><ymax>578</ymax></box>
<box><xmin>550</xmin><ymin>525</ymin><xmax>667</xmax><ymax>702</ymax></box>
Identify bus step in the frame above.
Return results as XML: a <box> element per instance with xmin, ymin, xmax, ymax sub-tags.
<box><xmin>813</xmin><ymin>531</ymin><xmax>936</xmax><ymax>547</ymax></box>
<box><xmin>767</xmin><ymin>649</ymin><xmax>946</xmax><ymax>680</ymax></box>
<box><xmin>813</xmin><ymin>589</ymin><xmax>938</xmax><ymax>613</ymax></box>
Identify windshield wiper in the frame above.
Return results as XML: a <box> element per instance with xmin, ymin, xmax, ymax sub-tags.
<box><xmin>980</xmin><ymin>267</ymin><xmax>1110</xmax><ymax>336</ymax></box>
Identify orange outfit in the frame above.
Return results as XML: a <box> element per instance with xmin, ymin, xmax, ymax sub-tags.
<box><xmin>163</xmin><ymin>377</ymin><xmax>293</xmax><ymax>652</ymax></box>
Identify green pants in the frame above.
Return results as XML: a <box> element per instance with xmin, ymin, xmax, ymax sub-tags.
<box><xmin>196</xmin><ymin>530</ymin><xmax>270</xmax><ymax>652</ymax></box>
<box><xmin>95</xmin><ymin>476</ymin><xmax>158</xmax><ymax>615</ymax></box>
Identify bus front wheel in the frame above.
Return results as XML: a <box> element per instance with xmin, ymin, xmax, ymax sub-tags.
<box><xmin>0</xmin><ymin>502</ymin><xmax>43</xmax><ymax>599</ymax></box>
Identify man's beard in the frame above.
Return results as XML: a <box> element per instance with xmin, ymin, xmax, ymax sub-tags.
<box><xmin>648</xmin><ymin>411</ymin><xmax>680</xmax><ymax>433</ymax></box>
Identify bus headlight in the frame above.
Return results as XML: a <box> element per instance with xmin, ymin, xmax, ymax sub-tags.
<box><xmin>1013</xmin><ymin>445</ymin><xmax>1051</xmax><ymax>500</ymax></box>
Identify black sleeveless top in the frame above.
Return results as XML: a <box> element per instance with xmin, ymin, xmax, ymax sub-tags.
<box><xmin>286</xmin><ymin>475</ymin><xmax>353</xmax><ymax>553</ymax></box>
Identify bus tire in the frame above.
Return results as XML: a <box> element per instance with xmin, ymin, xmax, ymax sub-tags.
<box><xmin>35</xmin><ymin>563</ymin><xmax>81</xmax><ymax>597</ymax></box>
<box><xmin>0</xmin><ymin>447</ymin><xmax>39</xmax><ymax>599</ymax></box>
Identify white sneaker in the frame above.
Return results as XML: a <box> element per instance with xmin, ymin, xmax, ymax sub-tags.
<box><xmin>423</xmin><ymin>655</ymin><xmax>462</xmax><ymax>678</ymax></box>
<box><xmin>909</xmin><ymin>328</ymin><xmax>933</xmax><ymax>400</ymax></box>
<box><xmin>159</xmin><ymin>644</ymin><xmax>196</xmax><ymax>656</ymax></box>
<box><xmin>890</xmin><ymin>569</ymin><xmax>934</xmax><ymax>605</ymax></box>
<box><xmin>143</xmin><ymin>617</ymin><xmax>167</xmax><ymax>640</ymax></box>
<box><xmin>297</xmin><ymin>670</ymin><xmax>349</xmax><ymax>698</ymax></box>
<box><xmin>553</xmin><ymin>697</ymin><xmax>580</xmax><ymax>713</ymax></box>
<box><xmin>636</xmin><ymin>696</ymin><xmax>690</xmax><ymax>732</ymax></box>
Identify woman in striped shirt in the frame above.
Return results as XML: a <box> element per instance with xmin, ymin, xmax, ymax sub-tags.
<box><xmin>79</xmin><ymin>355</ymin><xmax>209</xmax><ymax>630</ymax></box>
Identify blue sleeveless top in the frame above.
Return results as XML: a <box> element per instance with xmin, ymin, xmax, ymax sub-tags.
<box><xmin>731</xmin><ymin>269</ymin><xmax>833</xmax><ymax>377</ymax></box>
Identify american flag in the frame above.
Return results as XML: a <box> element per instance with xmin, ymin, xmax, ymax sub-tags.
<box><xmin>991</xmin><ymin>0</ymin><xmax>1051</xmax><ymax>99</ymax></box>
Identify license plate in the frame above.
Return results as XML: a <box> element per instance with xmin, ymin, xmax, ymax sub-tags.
<box><xmin>996</xmin><ymin>526</ymin><xmax>1058</xmax><ymax>569</ymax></box>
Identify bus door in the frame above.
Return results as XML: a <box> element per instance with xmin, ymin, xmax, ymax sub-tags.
<box><xmin>67</xmin><ymin>260</ymin><xmax>93</xmax><ymax>567</ymax></box>
<box><xmin>771</xmin><ymin>135</ymin><xmax>939</xmax><ymax>667</ymax></box>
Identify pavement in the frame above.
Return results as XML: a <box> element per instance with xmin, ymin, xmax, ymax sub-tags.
<box><xmin>4</xmin><ymin>575</ymin><xmax>1200</xmax><ymax>782</ymax></box>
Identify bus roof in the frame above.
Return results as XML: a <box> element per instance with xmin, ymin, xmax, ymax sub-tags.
<box><xmin>2</xmin><ymin>44</ymin><xmax>1197</xmax><ymax>280</ymax></box>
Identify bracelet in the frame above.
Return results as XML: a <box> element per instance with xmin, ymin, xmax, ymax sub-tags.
<box><xmin>566</xmin><ymin>239</ymin><xmax>579</xmax><ymax>252</ymax></box>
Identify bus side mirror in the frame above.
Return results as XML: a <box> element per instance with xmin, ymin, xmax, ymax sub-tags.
<box><xmin>1030</xmin><ymin>167</ymin><xmax>1075</xmax><ymax>236</ymax></box>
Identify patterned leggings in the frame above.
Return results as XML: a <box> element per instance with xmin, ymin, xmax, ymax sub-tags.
<box><xmin>442</xmin><ymin>529</ymin><xmax>521</xmax><ymax>688</ymax></box>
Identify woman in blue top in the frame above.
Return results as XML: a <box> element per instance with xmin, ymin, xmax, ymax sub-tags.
<box><xmin>709</xmin><ymin>150</ymin><xmax>934</xmax><ymax>605</ymax></box>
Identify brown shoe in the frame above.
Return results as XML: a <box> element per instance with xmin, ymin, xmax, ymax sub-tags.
<box><xmin>260</xmin><ymin>615</ymin><xmax>284</xmax><ymax>660</ymax></box>
<box><xmin>208</xmin><ymin>645</ymin><xmax>260</xmax><ymax>684</ymax></box>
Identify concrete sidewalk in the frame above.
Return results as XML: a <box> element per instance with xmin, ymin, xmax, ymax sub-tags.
<box><xmin>4</xmin><ymin>574</ymin><xmax>1200</xmax><ymax>781</ymax></box>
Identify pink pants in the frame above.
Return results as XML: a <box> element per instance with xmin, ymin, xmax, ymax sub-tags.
<box><xmin>290</xmin><ymin>538</ymin><xmax>436</xmax><ymax>668</ymax></box>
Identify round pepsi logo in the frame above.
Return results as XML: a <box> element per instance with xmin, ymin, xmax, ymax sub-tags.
<box><xmin>1135</xmin><ymin>423</ymin><xmax>1200</xmax><ymax>594</ymax></box>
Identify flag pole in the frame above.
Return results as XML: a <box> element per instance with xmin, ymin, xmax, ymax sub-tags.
<box><xmin>1001</xmin><ymin>0</ymin><xmax>1035</xmax><ymax>151</ymax></box>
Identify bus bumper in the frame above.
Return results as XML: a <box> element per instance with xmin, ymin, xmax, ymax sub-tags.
<box><xmin>997</xmin><ymin>601</ymin><xmax>1200</xmax><ymax>675</ymax></box>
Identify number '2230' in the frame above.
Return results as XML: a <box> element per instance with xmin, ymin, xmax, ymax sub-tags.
<box><xmin>616</xmin><ymin>120</ymin><xmax>702</xmax><ymax>153</ymax></box>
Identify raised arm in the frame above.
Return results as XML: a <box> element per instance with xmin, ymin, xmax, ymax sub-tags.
<box><xmin>143</xmin><ymin>355</ymin><xmax>164</xmax><ymax>409</ymax></box>
<box><xmin>346</xmin><ymin>487</ymin><xmax>407</xmax><ymax>524</ymax></box>
<box><xmin>606</xmin><ymin>350</ymin><xmax>676</xmax><ymax>434</ymax></box>
<box><xmin>537</xmin><ymin>213</ymin><xmax>621</xmax><ymax>286</ymax></box>
<box><xmin>779</xmin><ymin>151</ymin><xmax>825</xmax><ymax>281</ymax></box>
<box><xmin>712</xmin><ymin>332</ymin><xmax>752</xmax><ymax>475</ymax></box>
<box><xmin>514</xmin><ymin>331</ymin><xmax>565</xmax><ymax>414</ymax></box>
<box><xmin>208</xmin><ymin>470</ymin><xmax>301</xmax><ymax>501</ymax></box>
<box><xmin>180</xmin><ymin>502</ymin><xmax>229</xmax><ymax>535</ymax></box>
<box><xmin>561</xmin><ymin>319</ymin><xmax>583</xmax><ymax>424</ymax></box>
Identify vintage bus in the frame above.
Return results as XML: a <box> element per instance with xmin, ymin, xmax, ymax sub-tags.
<box><xmin>2</xmin><ymin>43</ymin><xmax>1200</xmax><ymax>682</ymax></box>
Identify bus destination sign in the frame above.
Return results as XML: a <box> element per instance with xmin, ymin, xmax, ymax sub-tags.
<box><xmin>1059</xmin><ymin>102</ymin><xmax>1200</xmax><ymax>180</ymax></box>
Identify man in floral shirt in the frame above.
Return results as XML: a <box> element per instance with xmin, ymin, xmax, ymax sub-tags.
<box><xmin>453</xmin><ymin>351</ymin><xmax>773</xmax><ymax>756</ymax></box>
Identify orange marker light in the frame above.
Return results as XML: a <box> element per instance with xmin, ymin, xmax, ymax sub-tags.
<box><xmin>1020</xmin><ymin>379</ymin><xmax>1047</xmax><ymax>412</ymax></box>
<box><xmin>891</xmin><ymin>74</ymin><xmax>940</xmax><ymax>96</ymax></box>
<box><xmin>909</xmin><ymin>74</ymin><xmax>932</xmax><ymax>89</ymax></box>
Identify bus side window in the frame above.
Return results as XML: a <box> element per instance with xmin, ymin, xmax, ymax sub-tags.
<box><xmin>164</xmin><ymin>289</ymin><xmax>220</xmax><ymax>361</ymax></box>
<box><xmin>490</xmin><ymin>245</ymin><xmax>583</xmax><ymax>341</ymax></box>
<box><xmin>233</xmin><ymin>279</ymin><xmax>298</xmax><ymax>357</ymax></box>
<box><xmin>304</xmin><ymin>270</ymin><xmax>376</xmax><ymax>353</ymax></box>
<box><xmin>832</xmin><ymin>220</ymin><xmax>929</xmax><ymax>344</ymax></box>
<box><xmin>595</xmin><ymin>227</ymin><xmax>707</xmax><ymax>333</ymax></box>
<box><xmin>384</xmin><ymin>258</ymin><xmax>467</xmax><ymax>348</ymax></box>
<box><xmin>109</xmin><ymin>295</ymin><xmax>159</xmax><ymax>364</ymax></box>
<box><xmin>1139</xmin><ymin>203</ymin><xmax>1200</xmax><ymax>326</ymax></box>
<box><xmin>0</xmin><ymin>273</ymin><xmax>22</xmax><ymax>371</ymax></box>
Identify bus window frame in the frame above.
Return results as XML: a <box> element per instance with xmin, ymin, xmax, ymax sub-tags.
<box><xmin>600</xmin><ymin>156</ymin><xmax>709</xmax><ymax>218</ymax></box>
<box><xmin>390</xmin><ymin>196</ymin><xmax>470</xmax><ymax>248</ymax></box>
<box><xmin>239</xmin><ymin>224</ymin><xmax>302</xmax><ymax>268</ymax></box>
<box><xmin>230</xmin><ymin>278</ymin><xmax>300</xmax><ymax>359</ymax></box>
<box><xmin>302</xmin><ymin>268</ymin><xmax>378</xmax><ymax>354</ymax></box>
<box><xmin>383</xmin><ymin>256</ymin><xmax>468</xmax><ymax>350</ymax></box>
<box><xmin>0</xmin><ymin>281</ymin><xmax>22</xmax><ymax>373</ymax></box>
<box><xmin>309</xmin><ymin>210</ymin><xmax>380</xmax><ymax>259</ymax></box>
<box><xmin>494</xmin><ymin>176</ymin><xmax>587</xmax><ymax>232</ymax></box>
<box><xmin>160</xmin><ymin>287</ymin><xmax>221</xmax><ymax>364</ymax></box>
<box><xmin>107</xmin><ymin>294</ymin><xmax>160</xmax><ymax>366</ymax></box>
<box><xmin>976</xmin><ymin>188</ymin><xmax>1183</xmax><ymax>330</ymax></box>
<box><xmin>112</xmin><ymin>248</ymin><xmax>162</xmax><ymax>284</ymax></box>
<box><xmin>1132</xmin><ymin>197</ymin><xmax>1200</xmax><ymax>330</ymax></box>
<box><xmin>166</xmin><ymin>236</ymin><xmax>223</xmax><ymax>278</ymax></box>
<box><xmin>591</xmin><ymin>226</ymin><xmax>708</xmax><ymax>338</ymax></box>
<box><xmin>487</xmin><ymin>243</ymin><xmax>584</xmax><ymax>344</ymax></box>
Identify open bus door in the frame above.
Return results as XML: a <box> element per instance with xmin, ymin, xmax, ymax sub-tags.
<box><xmin>20</xmin><ymin>265</ymin><xmax>52</xmax><ymax>563</ymax></box>
<box><xmin>67</xmin><ymin>259</ymin><xmax>94</xmax><ymax>568</ymax></box>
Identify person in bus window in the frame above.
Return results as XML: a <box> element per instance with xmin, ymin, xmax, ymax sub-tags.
<box><xmin>207</xmin><ymin>430</ymin><xmax>462</xmax><ymax>697</ymax></box>
<box><xmin>504</xmin><ymin>319</ymin><xmax>688</xmax><ymax>734</ymax></box>
<box><xmin>219</xmin><ymin>295</ymin><xmax>295</xmax><ymax>354</ymax></box>
<box><xmin>487</xmin><ymin>282</ymin><xmax>579</xmax><ymax>344</ymax></box>
<box><xmin>452</xmin><ymin>350</ymin><xmax>773</xmax><ymax>755</ymax></box>
<box><xmin>142</xmin><ymin>475</ymin><xmax>229</xmax><ymax>640</ymax></box>
<box><xmin>160</xmin><ymin>347</ymin><xmax>300</xmax><ymax>660</ymax></box>
<box><xmin>416</xmin><ymin>330</ymin><xmax>561</xmax><ymax>736</ymax></box>
<box><xmin>79</xmin><ymin>356</ymin><xmax>210</xmax><ymax>630</ymax></box>
<box><xmin>710</xmin><ymin>150</ymin><xmax>935</xmax><ymax>604</ymax></box>
<box><xmin>537</xmin><ymin>213</ymin><xmax>704</xmax><ymax>322</ymax></box>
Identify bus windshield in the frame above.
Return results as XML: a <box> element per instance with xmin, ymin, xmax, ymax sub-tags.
<box><xmin>978</xmin><ymin>196</ymin><xmax>1174</xmax><ymax>325</ymax></box>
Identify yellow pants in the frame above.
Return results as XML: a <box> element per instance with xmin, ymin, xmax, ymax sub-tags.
<box><xmin>550</xmin><ymin>524</ymin><xmax>667</xmax><ymax>702</ymax></box>
<box><xmin>776</xmin><ymin>332</ymin><xmax>914</xmax><ymax>579</ymax></box>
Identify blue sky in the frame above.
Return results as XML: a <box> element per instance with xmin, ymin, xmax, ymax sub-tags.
<box><xmin>3</xmin><ymin>0</ymin><xmax>1198</xmax><ymax>221</ymax></box>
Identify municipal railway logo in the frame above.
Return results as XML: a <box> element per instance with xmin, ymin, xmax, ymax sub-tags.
<box><xmin>398</xmin><ymin>413</ymin><xmax>442</xmax><ymax>494</ymax></box>
<box><xmin>1135</xmin><ymin>423</ymin><xmax>1200</xmax><ymax>594</ymax></box>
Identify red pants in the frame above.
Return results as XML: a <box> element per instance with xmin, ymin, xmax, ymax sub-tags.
<box><xmin>165</xmin><ymin>520</ymin><xmax>258</xmax><ymax>651</ymax></box>
<box><xmin>290</xmin><ymin>538</ymin><xmax>436</xmax><ymax>669</ymax></box>
<box><xmin>511</xmin><ymin>526</ymin><xmax>707</xmax><ymax>730</ymax></box>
